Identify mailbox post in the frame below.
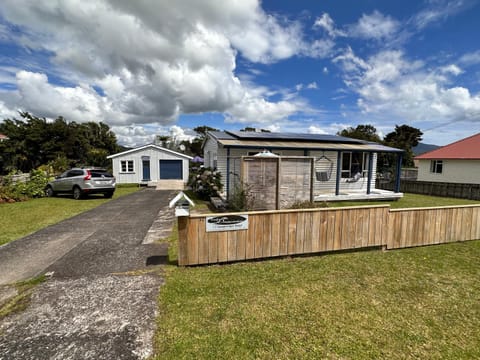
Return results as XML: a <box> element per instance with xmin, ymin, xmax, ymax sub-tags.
<box><xmin>169</xmin><ymin>191</ymin><xmax>195</xmax><ymax>265</ymax></box>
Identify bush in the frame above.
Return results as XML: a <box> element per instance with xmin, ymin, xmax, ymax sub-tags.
<box><xmin>228</xmin><ymin>182</ymin><xmax>254</xmax><ymax>211</ymax></box>
<box><xmin>0</xmin><ymin>169</ymin><xmax>52</xmax><ymax>203</ymax></box>
<box><xmin>189</xmin><ymin>167</ymin><xmax>223</xmax><ymax>200</ymax></box>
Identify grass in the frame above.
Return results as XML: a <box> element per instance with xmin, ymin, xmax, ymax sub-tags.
<box><xmin>155</xmin><ymin>241</ymin><xmax>480</xmax><ymax>359</ymax></box>
<box><xmin>154</xmin><ymin>193</ymin><xmax>480</xmax><ymax>359</ymax></box>
<box><xmin>0</xmin><ymin>184</ymin><xmax>139</xmax><ymax>246</ymax></box>
<box><xmin>0</xmin><ymin>275</ymin><xmax>46</xmax><ymax>321</ymax></box>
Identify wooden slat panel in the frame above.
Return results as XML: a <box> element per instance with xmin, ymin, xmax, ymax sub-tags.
<box><xmin>217</xmin><ymin>231</ymin><xmax>228</xmax><ymax>262</ymax></box>
<box><xmin>271</xmin><ymin>213</ymin><xmax>281</xmax><ymax>256</ymax></box>
<box><xmin>227</xmin><ymin>230</ymin><xmax>237</xmax><ymax>262</ymax></box>
<box><xmin>279</xmin><ymin>213</ymin><xmax>289</xmax><ymax>255</ymax></box>
<box><xmin>288</xmin><ymin>213</ymin><xmax>297</xmax><ymax>254</ymax></box>
<box><xmin>263</xmin><ymin>214</ymin><xmax>272</xmax><ymax>257</ymax></box>
<box><xmin>254</xmin><ymin>215</ymin><xmax>264</xmax><ymax>258</ymax></box>
<box><xmin>245</xmin><ymin>215</ymin><xmax>256</xmax><ymax>259</ymax></box>
<box><xmin>318</xmin><ymin>211</ymin><xmax>328</xmax><ymax>252</ymax></box>
<box><xmin>236</xmin><ymin>230</ymin><xmax>247</xmax><ymax>261</ymax></box>
<box><xmin>333</xmin><ymin>211</ymin><xmax>343</xmax><ymax>250</ymax></box>
<box><xmin>326</xmin><ymin>211</ymin><xmax>335</xmax><ymax>251</ymax></box>
<box><xmin>208</xmin><ymin>231</ymin><xmax>218</xmax><ymax>264</ymax></box>
<box><xmin>471</xmin><ymin>208</ymin><xmax>477</xmax><ymax>239</ymax></box>
<box><xmin>197</xmin><ymin>218</ymin><xmax>209</xmax><ymax>264</ymax></box>
<box><xmin>295</xmin><ymin>212</ymin><xmax>305</xmax><ymax>254</ymax></box>
<box><xmin>311</xmin><ymin>211</ymin><xmax>321</xmax><ymax>252</ymax></box>
<box><xmin>187</xmin><ymin>217</ymin><xmax>199</xmax><ymax>265</ymax></box>
<box><xmin>340</xmin><ymin>208</ymin><xmax>351</xmax><ymax>249</ymax></box>
<box><xmin>304</xmin><ymin>212</ymin><xmax>313</xmax><ymax>253</ymax></box>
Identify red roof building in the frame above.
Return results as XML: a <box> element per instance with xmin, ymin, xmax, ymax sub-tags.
<box><xmin>415</xmin><ymin>132</ymin><xmax>480</xmax><ymax>160</ymax></box>
<box><xmin>415</xmin><ymin>133</ymin><xmax>480</xmax><ymax>184</ymax></box>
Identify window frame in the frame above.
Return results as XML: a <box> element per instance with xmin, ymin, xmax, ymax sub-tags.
<box><xmin>430</xmin><ymin>160</ymin><xmax>443</xmax><ymax>174</ymax></box>
<box><xmin>341</xmin><ymin>152</ymin><xmax>369</xmax><ymax>179</ymax></box>
<box><xmin>120</xmin><ymin>160</ymin><xmax>134</xmax><ymax>173</ymax></box>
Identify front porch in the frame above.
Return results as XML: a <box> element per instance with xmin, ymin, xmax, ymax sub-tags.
<box><xmin>314</xmin><ymin>188</ymin><xmax>403</xmax><ymax>202</ymax></box>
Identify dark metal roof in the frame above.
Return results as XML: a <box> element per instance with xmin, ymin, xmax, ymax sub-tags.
<box><xmin>207</xmin><ymin>131</ymin><xmax>403</xmax><ymax>153</ymax></box>
<box><xmin>225</xmin><ymin>130</ymin><xmax>367</xmax><ymax>144</ymax></box>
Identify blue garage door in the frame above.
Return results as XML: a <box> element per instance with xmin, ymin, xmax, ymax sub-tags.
<box><xmin>159</xmin><ymin>160</ymin><xmax>183</xmax><ymax>179</ymax></box>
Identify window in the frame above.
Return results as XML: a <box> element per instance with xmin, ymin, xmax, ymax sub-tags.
<box><xmin>120</xmin><ymin>160</ymin><xmax>134</xmax><ymax>173</ymax></box>
<box><xmin>430</xmin><ymin>160</ymin><xmax>443</xmax><ymax>174</ymax></box>
<box><xmin>341</xmin><ymin>152</ymin><xmax>368</xmax><ymax>178</ymax></box>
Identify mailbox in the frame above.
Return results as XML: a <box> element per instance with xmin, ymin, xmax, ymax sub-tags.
<box><xmin>169</xmin><ymin>191</ymin><xmax>195</xmax><ymax>217</ymax></box>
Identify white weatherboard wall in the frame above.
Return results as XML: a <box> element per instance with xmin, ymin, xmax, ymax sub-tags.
<box><xmin>417</xmin><ymin>159</ymin><xmax>480</xmax><ymax>184</ymax></box>
<box><xmin>108</xmin><ymin>145</ymin><xmax>191</xmax><ymax>184</ymax></box>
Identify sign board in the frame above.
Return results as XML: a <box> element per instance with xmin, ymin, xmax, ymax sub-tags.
<box><xmin>206</xmin><ymin>215</ymin><xmax>249</xmax><ymax>232</ymax></box>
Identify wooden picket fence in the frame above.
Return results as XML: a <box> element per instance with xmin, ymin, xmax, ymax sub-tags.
<box><xmin>177</xmin><ymin>204</ymin><xmax>480</xmax><ymax>266</ymax></box>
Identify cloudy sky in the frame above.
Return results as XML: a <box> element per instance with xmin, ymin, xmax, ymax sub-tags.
<box><xmin>0</xmin><ymin>0</ymin><xmax>479</xmax><ymax>146</ymax></box>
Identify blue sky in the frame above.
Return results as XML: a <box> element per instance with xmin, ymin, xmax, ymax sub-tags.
<box><xmin>0</xmin><ymin>0</ymin><xmax>479</xmax><ymax>146</ymax></box>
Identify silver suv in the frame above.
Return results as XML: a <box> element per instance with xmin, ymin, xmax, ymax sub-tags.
<box><xmin>45</xmin><ymin>168</ymin><xmax>116</xmax><ymax>200</ymax></box>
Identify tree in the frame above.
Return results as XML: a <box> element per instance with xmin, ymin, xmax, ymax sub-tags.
<box><xmin>383</xmin><ymin>124</ymin><xmax>423</xmax><ymax>167</ymax></box>
<box><xmin>189</xmin><ymin>125</ymin><xmax>219</xmax><ymax>156</ymax></box>
<box><xmin>337</xmin><ymin>124</ymin><xmax>381</xmax><ymax>143</ymax></box>
<box><xmin>0</xmin><ymin>112</ymin><xmax>121</xmax><ymax>174</ymax></box>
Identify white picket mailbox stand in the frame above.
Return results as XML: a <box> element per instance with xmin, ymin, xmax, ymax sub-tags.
<box><xmin>169</xmin><ymin>191</ymin><xmax>195</xmax><ymax>217</ymax></box>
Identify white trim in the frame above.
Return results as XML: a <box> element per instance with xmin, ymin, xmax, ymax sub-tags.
<box><xmin>107</xmin><ymin>144</ymin><xmax>193</xmax><ymax>160</ymax></box>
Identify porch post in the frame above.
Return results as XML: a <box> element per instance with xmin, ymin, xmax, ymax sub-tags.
<box><xmin>336</xmin><ymin>151</ymin><xmax>342</xmax><ymax>196</ymax></box>
<box><xmin>226</xmin><ymin>147</ymin><xmax>231</xmax><ymax>199</ymax></box>
<box><xmin>367</xmin><ymin>152</ymin><xmax>374</xmax><ymax>194</ymax></box>
<box><xmin>394</xmin><ymin>152</ymin><xmax>403</xmax><ymax>193</ymax></box>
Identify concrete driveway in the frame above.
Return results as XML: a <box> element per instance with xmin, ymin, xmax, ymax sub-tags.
<box><xmin>0</xmin><ymin>189</ymin><xmax>176</xmax><ymax>359</ymax></box>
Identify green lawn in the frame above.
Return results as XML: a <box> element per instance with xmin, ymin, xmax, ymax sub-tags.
<box><xmin>329</xmin><ymin>192</ymin><xmax>480</xmax><ymax>209</ymax></box>
<box><xmin>154</xmin><ymin>193</ymin><xmax>480</xmax><ymax>359</ymax></box>
<box><xmin>0</xmin><ymin>185</ymin><xmax>139</xmax><ymax>246</ymax></box>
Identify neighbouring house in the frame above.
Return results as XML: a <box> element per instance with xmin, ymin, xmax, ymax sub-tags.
<box><xmin>415</xmin><ymin>132</ymin><xmax>480</xmax><ymax>184</ymax></box>
<box><xmin>107</xmin><ymin>144</ymin><xmax>192</xmax><ymax>189</ymax></box>
<box><xmin>0</xmin><ymin>133</ymin><xmax>8</xmax><ymax>142</ymax></box>
<box><xmin>203</xmin><ymin>130</ymin><xmax>404</xmax><ymax>205</ymax></box>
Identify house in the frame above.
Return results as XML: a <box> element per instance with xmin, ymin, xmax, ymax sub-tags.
<box><xmin>203</xmin><ymin>130</ymin><xmax>404</xmax><ymax>202</ymax></box>
<box><xmin>0</xmin><ymin>133</ymin><xmax>8</xmax><ymax>142</ymax></box>
<box><xmin>415</xmin><ymin>132</ymin><xmax>480</xmax><ymax>184</ymax></box>
<box><xmin>107</xmin><ymin>144</ymin><xmax>192</xmax><ymax>189</ymax></box>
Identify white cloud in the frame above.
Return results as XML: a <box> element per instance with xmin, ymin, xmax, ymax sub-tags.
<box><xmin>313</xmin><ymin>13</ymin><xmax>346</xmax><ymax>38</ymax></box>
<box><xmin>410</xmin><ymin>0</ymin><xmax>470</xmax><ymax>30</ymax></box>
<box><xmin>169</xmin><ymin>125</ymin><xmax>195</xmax><ymax>142</ymax></box>
<box><xmin>307</xmin><ymin>82</ymin><xmax>318</xmax><ymax>89</ymax></box>
<box><xmin>337</xmin><ymin>49</ymin><xmax>480</xmax><ymax>128</ymax></box>
<box><xmin>460</xmin><ymin>50</ymin><xmax>480</xmax><ymax>66</ymax></box>
<box><xmin>0</xmin><ymin>0</ymin><xmax>316</xmax><ymax>137</ymax></box>
<box><xmin>308</xmin><ymin>125</ymin><xmax>328</xmax><ymax>134</ymax></box>
<box><xmin>348</xmin><ymin>11</ymin><xmax>400</xmax><ymax>40</ymax></box>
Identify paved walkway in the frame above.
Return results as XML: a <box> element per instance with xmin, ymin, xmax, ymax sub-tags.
<box><xmin>0</xmin><ymin>189</ymin><xmax>176</xmax><ymax>359</ymax></box>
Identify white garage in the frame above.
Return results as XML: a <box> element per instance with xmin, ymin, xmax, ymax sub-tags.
<box><xmin>107</xmin><ymin>144</ymin><xmax>192</xmax><ymax>189</ymax></box>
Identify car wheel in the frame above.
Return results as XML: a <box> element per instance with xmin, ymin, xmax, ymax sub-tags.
<box><xmin>45</xmin><ymin>186</ymin><xmax>55</xmax><ymax>197</ymax></box>
<box><xmin>104</xmin><ymin>191</ymin><xmax>114</xmax><ymax>198</ymax></box>
<box><xmin>73</xmin><ymin>186</ymin><xmax>83</xmax><ymax>200</ymax></box>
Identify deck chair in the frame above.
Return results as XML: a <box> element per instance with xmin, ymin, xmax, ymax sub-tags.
<box><xmin>346</xmin><ymin>172</ymin><xmax>362</xmax><ymax>183</ymax></box>
<box><xmin>315</xmin><ymin>153</ymin><xmax>333</xmax><ymax>181</ymax></box>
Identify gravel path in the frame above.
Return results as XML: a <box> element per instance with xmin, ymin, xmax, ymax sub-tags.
<box><xmin>0</xmin><ymin>189</ymin><xmax>176</xmax><ymax>359</ymax></box>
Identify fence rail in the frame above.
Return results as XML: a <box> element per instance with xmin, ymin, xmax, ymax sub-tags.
<box><xmin>377</xmin><ymin>179</ymin><xmax>480</xmax><ymax>200</ymax></box>
<box><xmin>178</xmin><ymin>204</ymin><xmax>480</xmax><ymax>265</ymax></box>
